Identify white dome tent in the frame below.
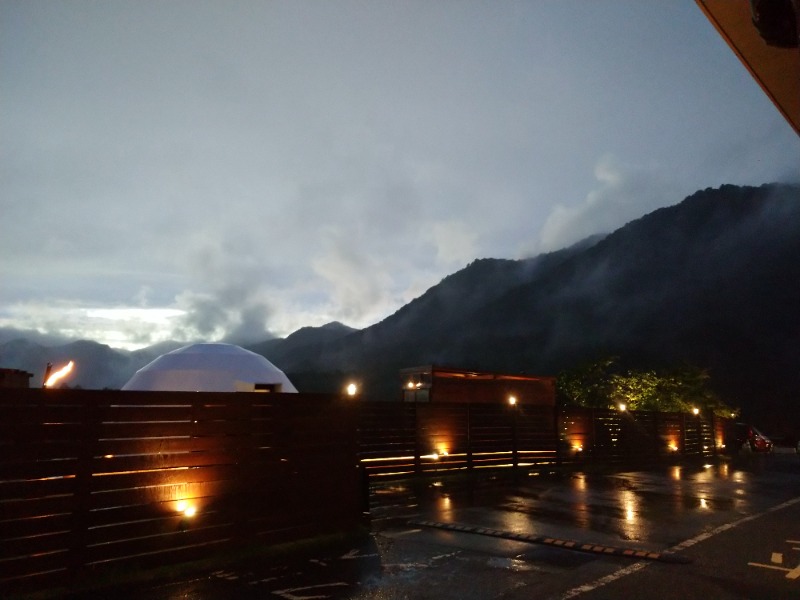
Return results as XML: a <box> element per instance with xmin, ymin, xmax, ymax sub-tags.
<box><xmin>122</xmin><ymin>343</ymin><xmax>298</xmax><ymax>393</ymax></box>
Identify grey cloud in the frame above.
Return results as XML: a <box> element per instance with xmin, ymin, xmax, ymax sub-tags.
<box><xmin>538</xmin><ymin>156</ymin><xmax>685</xmax><ymax>253</ymax></box>
<box><xmin>2</xmin><ymin>1</ymin><xmax>799</xmax><ymax>350</ymax></box>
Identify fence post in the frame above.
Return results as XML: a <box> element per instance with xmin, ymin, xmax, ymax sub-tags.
<box><xmin>652</xmin><ymin>411</ymin><xmax>660</xmax><ymax>460</ymax></box>
<box><xmin>234</xmin><ymin>394</ymin><xmax>255</xmax><ymax>547</ymax></box>
<box><xmin>413</xmin><ymin>403</ymin><xmax>422</xmax><ymax>476</ymax></box>
<box><xmin>554</xmin><ymin>404</ymin><xmax>562</xmax><ymax>468</ymax></box>
<box><xmin>680</xmin><ymin>412</ymin><xmax>687</xmax><ymax>455</ymax></box>
<box><xmin>466</xmin><ymin>401</ymin><xmax>473</xmax><ymax>471</ymax></box>
<box><xmin>709</xmin><ymin>412</ymin><xmax>717</xmax><ymax>457</ymax></box>
<box><xmin>511</xmin><ymin>405</ymin><xmax>518</xmax><ymax>469</ymax></box>
<box><xmin>70</xmin><ymin>391</ymin><xmax>100</xmax><ymax>587</ymax></box>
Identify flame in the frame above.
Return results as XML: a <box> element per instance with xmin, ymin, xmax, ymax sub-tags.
<box><xmin>45</xmin><ymin>361</ymin><xmax>74</xmax><ymax>387</ymax></box>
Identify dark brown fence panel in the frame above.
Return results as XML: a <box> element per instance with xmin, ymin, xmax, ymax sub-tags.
<box><xmin>658</xmin><ymin>412</ymin><xmax>684</xmax><ymax>456</ymax></box>
<box><xmin>417</xmin><ymin>403</ymin><xmax>469</xmax><ymax>473</ymax></box>
<box><xmin>357</xmin><ymin>404</ymin><xmax>417</xmax><ymax>477</ymax></box>
<box><xmin>0</xmin><ymin>389</ymin><xmax>361</xmax><ymax>597</ymax></box>
<box><xmin>516</xmin><ymin>405</ymin><xmax>558</xmax><ymax>466</ymax></box>
<box><xmin>591</xmin><ymin>410</ymin><xmax>627</xmax><ymax>463</ymax></box>
<box><xmin>2</xmin><ymin>385</ymin><xmax>735</xmax><ymax>596</ymax></box>
<box><xmin>559</xmin><ymin>406</ymin><xmax>592</xmax><ymax>464</ymax></box>
<box><xmin>557</xmin><ymin>407</ymin><xmax>727</xmax><ymax>464</ymax></box>
<box><xmin>618</xmin><ymin>411</ymin><xmax>660</xmax><ymax>464</ymax></box>
<box><xmin>467</xmin><ymin>404</ymin><xmax>515</xmax><ymax>469</ymax></box>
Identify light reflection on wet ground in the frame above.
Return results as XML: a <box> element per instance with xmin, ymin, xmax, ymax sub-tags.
<box><xmin>95</xmin><ymin>452</ymin><xmax>800</xmax><ymax>599</ymax></box>
<box><xmin>369</xmin><ymin>452</ymin><xmax>800</xmax><ymax>550</ymax></box>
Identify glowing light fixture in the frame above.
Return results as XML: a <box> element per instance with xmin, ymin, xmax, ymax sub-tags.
<box><xmin>618</xmin><ymin>403</ymin><xmax>627</xmax><ymax>412</ymax></box>
<box><xmin>44</xmin><ymin>360</ymin><xmax>74</xmax><ymax>388</ymax></box>
<box><xmin>692</xmin><ymin>407</ymin><xmax>700</xmax><ymax>415</ymax></box>
<box><xmin>176</xmin><ymin>500</ymin><xmax>197</xmax><ymax>518</ymax></box>
<box><xmin>346</xmin><ymin>382</ymin><xmax>358</xmax><ymax>396</ymax></box>
<box><xmin>508</xmin><ymin>395</ymin><xmax>517</xmax><ymax>406</ymax></box>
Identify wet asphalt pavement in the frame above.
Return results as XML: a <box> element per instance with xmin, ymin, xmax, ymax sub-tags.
<box><xmin>84</xmin><ymin>451</ymin><xmax>800</xmax><ymax>600</ymax></box>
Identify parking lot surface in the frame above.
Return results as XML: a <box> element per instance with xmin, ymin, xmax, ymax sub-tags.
<box><xmin>83</xmin><ymin>451</ymin><xmax>800</xmax><ymax>599</ymax></box>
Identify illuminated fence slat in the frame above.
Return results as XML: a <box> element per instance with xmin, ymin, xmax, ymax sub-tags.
<box><xmin>558</xmin><ymin>407</ymin><xmax>720</xmax><ymax>464</ymax></box>
<box><xmin>0</xmin><ymin>389</ymin><xmax>362</xmax><ymax>596</ymax></box>
<box><xmin>357</xmin><ymin>404</ymin><xmax>417</xmax><ymax>477</ymax></box>
<box><xmin>2</xmin><ymin>388</ymin><xmax>726</xmax><ymax>596</ymax></box>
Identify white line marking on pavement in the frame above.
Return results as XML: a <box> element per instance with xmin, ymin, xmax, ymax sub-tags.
<box><xmin>272</xmin><ymin>581</ymin><xmax>349</xmax><ymax>599</ymax></box>
<box><xmin>748</xmin><ymin>562</ymin><xmax>789</xmax><ymax>572</ymax></box>
<box><xmin>786</xmin><ymin>564</ymin><xmax>800</xmax><ymax>580</ymax></box>
<box><xmin>558</xmin><ymin>561</ymin><xmax>650</xmax><ymax>599</ymax></box>
<box><xmin>558</xmin><ymin>495</ymin><xmax>800</xmax><ymax>599</ymax></box>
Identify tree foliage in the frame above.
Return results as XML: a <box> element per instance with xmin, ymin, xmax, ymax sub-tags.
<box><xmin>557</xmin><ymin>357</ymin><xmax>737</xmax><ymax>416</ymax></box>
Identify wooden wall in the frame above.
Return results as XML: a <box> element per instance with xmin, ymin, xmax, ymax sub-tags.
<box><xmin>0</xmin><ymin>389</ymin><xmax>362</xmax><ymax>595</ymax></box>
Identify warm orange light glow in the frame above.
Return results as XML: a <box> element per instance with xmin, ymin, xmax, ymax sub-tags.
<box><xmin>692</xmin><ymin>407</ymin><xmax>700</xmax><ymax>415</ymax></box>
<box><xmin>345</xmin><ymin>382</ymin><xmax>358</xmax><ymax>396</ymax></box>
<box><xmin>668</xmin><ymin>442</ymin><xmax>679</xmax><ymax>452</ymax></box>
<box><xmin>407</xmin><ymin>381</ymin><xmax>415</xmax><ymax>389</ymax></box>
<box><xmin>618</xmin><ymin>403</ymin><xmax>626</xmax><ymax>412</ymax></box>
<box><xmin>572</xmin><ymin>444</ymin><xmax>583</xmax><ymax>452</ymax></box>
<box><xmin>45</xmin><ymin>361</ymin><xmax>74</xmax><ymax>387</ymax></box>
<box><xmin>176</xmin><ymin>500</ymin><xmax>197</xmax><ymax>517</ymax></box>
<box><xmin>508</xmin><ymin>395</ymin><xmax>517</xmax><ymax>406</ymax></box>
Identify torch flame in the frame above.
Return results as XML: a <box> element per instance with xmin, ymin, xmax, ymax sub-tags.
<box><xmin>45</xmin><ymin>361</ymin><xmax>74</xmax><ymax>388</ymax></box>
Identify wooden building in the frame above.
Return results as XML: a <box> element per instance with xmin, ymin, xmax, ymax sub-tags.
<box><xmin>0</xmin><ymin>368</ymin><xmax>32</xmax><ymax>388</ymax></box>
<box><xmin>400</xmin><ymin>365</ymin><xmax>555</xmax><ymax>406</ymax></box>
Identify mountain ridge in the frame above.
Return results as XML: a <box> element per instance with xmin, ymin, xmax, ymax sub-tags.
<box><xmin>2</xmin><ymin>183</ymin><xmax>798</xmax><ymax>429</ymax></box>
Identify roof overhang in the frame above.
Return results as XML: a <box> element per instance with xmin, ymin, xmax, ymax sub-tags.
<box><xmin>696</xmin><ymin>0</ymin><xmax>800</xmax><ymax>136</ymax></box>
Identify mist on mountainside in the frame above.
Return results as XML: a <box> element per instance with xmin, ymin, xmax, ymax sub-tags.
<box><xmin>2</xmin><ymin>184</ymin><xmax>798</xmax><ymax>433</ymax></box>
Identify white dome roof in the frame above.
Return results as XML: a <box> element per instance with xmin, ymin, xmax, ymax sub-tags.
<box><xmin>122</xmin><ymin>343</ymin><xmax>298</xmax><ymax>393</ymax></box>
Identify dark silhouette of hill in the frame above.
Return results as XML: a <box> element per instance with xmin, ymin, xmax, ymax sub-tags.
<box><xmin>2</xmin><ymin>183</ymin><xmax>797</xmax><ymax>430</ymax></box>
<box><xmin>263</xmin><ymin>183</ymin><xmax>799</xmax><ymax>427</ymax></box>
<box><xmin>0</xmin><ymin>338</ymin><xmax>184</xmax><ymax>389</ymax></box>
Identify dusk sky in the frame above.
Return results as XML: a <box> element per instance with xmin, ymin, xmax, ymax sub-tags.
<box><xmin>2</xmin><ymin>1</ymin><xmax>799</xmax><ymax>350</ymax></box>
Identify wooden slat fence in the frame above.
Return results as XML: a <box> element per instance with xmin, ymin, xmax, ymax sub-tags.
<box><xmin>0</xmin><ymin>389</ymin><xmax>361</xmax><ymax>596</ymax></box>
<box><xmin>558</xmin><ymin>407</ymin><xmax>720</xmax><ymax>465</ymax></box>
<box><xmin>2</xmin><ymin>387</ymin><xmax>729</xmax><ymax>596</ymax></box>
<box><xmin>357</xmin><ymin>403</ymin><xmax>559</xmax><ymax>478</ymax></box>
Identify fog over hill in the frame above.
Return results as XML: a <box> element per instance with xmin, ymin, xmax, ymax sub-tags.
<box><xmin>259</xmin><ymin>183</ymin><xmax>800</xmax><ymax>426</ymax></box>
<box><xmin>2</xmin><ymin>184</ymin><xmax>798</xmax><ymax>429</ymax></box>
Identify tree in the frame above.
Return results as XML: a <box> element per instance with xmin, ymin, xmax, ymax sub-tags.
<box><xmin>556</xmin><ymin>357</ymin><xmax>617</xmax><ymax>408</ymax></box>
<box><xmin>557</xmin><ymin>358</ymin><xmax>737</xmax><ymax>416</ymax></box>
